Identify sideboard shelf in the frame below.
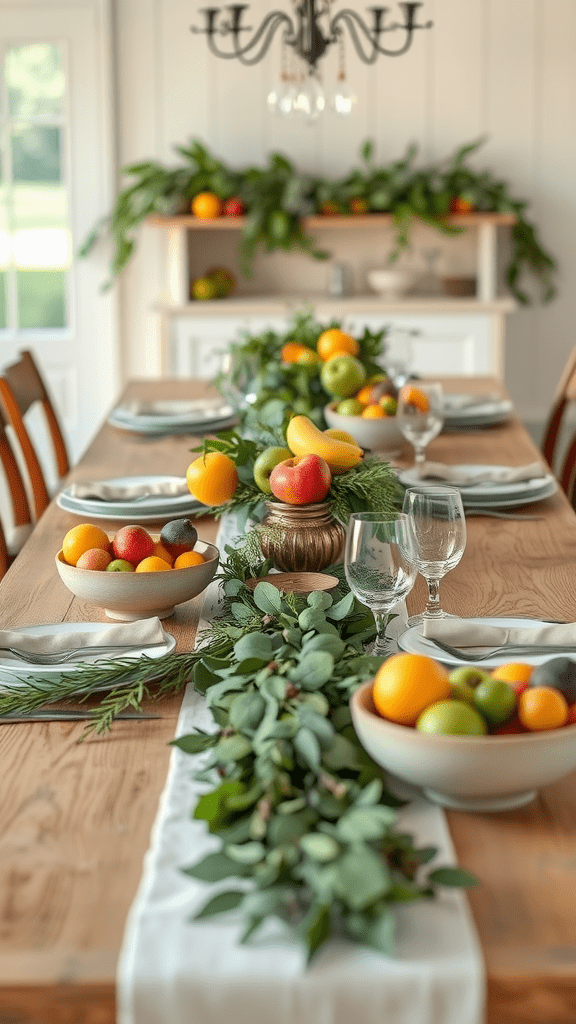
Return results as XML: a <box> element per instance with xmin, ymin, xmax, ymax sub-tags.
<box><xmin>147</xmin><ymin>212</ymin><xmax>518</xmax><ymax>379</ymax></box>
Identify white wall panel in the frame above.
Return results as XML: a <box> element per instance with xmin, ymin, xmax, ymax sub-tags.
<box><xmin>114</xmin><ymin>0</ymin><xmax>576</xmax><ymax>423</ymax></box>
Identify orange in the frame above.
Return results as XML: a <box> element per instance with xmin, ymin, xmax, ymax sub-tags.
<box><xmin>356</xmin><ymin>385</ymin><xmax>374</xmax><ymax>405</ymax></box>
<box><xmin>281</xmin><ymin>342</ymin><xmax>310</xmax><ymax>363</ymax></box>
<box><xmin>372</xmin><ymin>653</ymin><xmax>450</xmax><ymax>726</ymax></box>
<box><xmin>399</xmin><ymin>385</ymin><xmax>430</xmax><ymax>413</ymax></box>
<box><xmin>152</xmin><ymin>541</ymin><xmax>174</xmax><ymax>566</ymax></box>
<box><xmin>174</xmin><ymin>550</ymin><xmax>205</xmax><ymax>568</ymax></box>
<box><xmin>62</xmin><ymin>523</ymin><xmax>111</xmax><ymax>566</ymax></box>
<box><xmin>361</xmin><ymin>404</ymin><xmax>386</xmax><ymax>419</ymax></box>
<box><xmin>348</xmin><ymin>197</ymin><xmax>369</xmax><ymax>214</ymax></box>
<box><xmin>135</xmin><ymin>556</ymin><xmax>171</xmax><ymax>573</ymax></box>
<box><xmin>186</xmin><ymin>451</ymin><xmax>239</xmax><ymax>506</ymax></box>
<box><xmin>191</xmin><ymin>192</ymin><xmax>222</xmax><ymax>219</ymax></box>
<box><xmin>316</xmin><ymin>328</ymin><xmax>359</xmax><ymax>362</ymax></box>
<box><xmin>518</xmin><ymin>686</ymin><xmax>569</xmax><ymax>731</ymax></box>
<box><xmin>490</xmin><ymin>662</ymin><xmax>532</xmax><ymax>697</ymax></box>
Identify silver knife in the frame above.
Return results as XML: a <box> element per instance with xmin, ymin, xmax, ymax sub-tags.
<box><xmin>0</xmin><ymin>711</ymin><xmax>161</xmax><ymax>722</ymax></box>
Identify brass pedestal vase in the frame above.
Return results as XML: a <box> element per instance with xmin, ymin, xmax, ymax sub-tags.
<box><xmin>257</xmin><ymin>501</ymin><xmax>346</xmax><ymax>573</ymax></box>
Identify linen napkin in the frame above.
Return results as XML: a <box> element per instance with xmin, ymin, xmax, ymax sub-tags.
<box><xmin>119</xmin><ymin>399</ymin><xmax>231</xmax><ymax>419</ymax></box>
<box><xmin>443</xmin><ymin>392</ymin><xmax>500</xmax><ymax>411</ymax></box>
<box><xmin>422</xmin><ymin>618</ymin><xmax>576</xmax><ymax>648</ymax></box>
<box><xmin>0</xmin><ymin>617</ymin><xmax>166</xmax><ymax>657</ymax></box>
<box><xmin>68</xmin><ymin>479</ymin><xmax>190</xmax><ymax>502</ymax></box>
<box><xmin>415</xmin><ymin>461</ymin><xmax>547</xmax><ymax>485</ymax></box>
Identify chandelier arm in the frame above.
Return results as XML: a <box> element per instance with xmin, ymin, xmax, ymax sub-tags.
<box><xmin>331</xmin><ymin>4</ymin><xmax>426</xmax><ymax>59</ymax></box>
<box><xmin>196</xmin><ymin>10</ymin><xmax>295</xmax><ymax>63</ymax></box>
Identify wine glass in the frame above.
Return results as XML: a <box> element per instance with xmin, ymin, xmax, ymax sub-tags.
<box><xmin>344</xmin><ymin>513</ymin><xmax>418</xmax><ymax>656</ymax></box>
<box><xmin>402</xmin><ymin>486</ymin><xmax>466</xmax><ymax>624</ymax></box>
<box><xmin>397</xmin><ymin>382</ymin><xmax>444</xmax><ymax>468</ymax></box>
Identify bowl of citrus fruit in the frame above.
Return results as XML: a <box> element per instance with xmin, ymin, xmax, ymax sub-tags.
<box><xmin>350</xmin><ymin>652</ymin><xmax>576</xmax><ymax>812</ymax></box>
<box><xmin>323</xmin><ymin>374</ymin><xmax>404</xmax><ymax>454</ymax></box>
<box><xmin>56</xmin><ymin>519</ymin><xmax>218</xmax><ymax>620</ymax></box>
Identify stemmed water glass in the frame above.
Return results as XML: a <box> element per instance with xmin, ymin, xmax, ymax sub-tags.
<box><xmin>397</xmin><ymin>382</ymin><xmax>444</xmax><ymax>469</ymax></box>
<box><xmin>402</xmin><ymin>486</ymin><xmax>466</xmax><ymax>625</ymax></box>
<box><xmin>344</xmin><ymin>513</ymin><xmax>418</xmax><ymax>656</ymax></box>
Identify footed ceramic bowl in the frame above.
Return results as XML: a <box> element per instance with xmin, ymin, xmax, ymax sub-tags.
<box><xmin>350</xmin><ymin>679</ymin><xmax>576</xmax><ymax>812</ymax></box>
<box><xmin>324</xmin><ymin>402</ymin><xmax>404</xmax><ymax>454</ymax></box>
<box><xmin>56</xmin><ymin>538</ymin><xmax>219</xmax><ymax>620</ymax></box>
<box><xmin>367</xmin><ymin>268</ymin><xmax>414</xmax><ymax>298</ymax></box>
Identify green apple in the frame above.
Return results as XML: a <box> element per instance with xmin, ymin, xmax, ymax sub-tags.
<box><xmin>253</xmin><ymin>446</ymin><xmax>292</xmax><ymax>494</ymax></box>
<box><xmin>106</xmin><ymin>558</ymin><xmax>135</xmax><ymax>572</ymax></box>
<box><xmin>448</xmin><ymin>666</ymin><xmax>492</xmax><ymax>689</ymax></box>
<box><xmin>336</xmin><ymin>398</ymin><xmax>364</xmax><ymax>415</ymax></box>
<box><xmin>320</xmin><ymin>355</ymin><xmax>366</xmax><ymax>398</ymax></box>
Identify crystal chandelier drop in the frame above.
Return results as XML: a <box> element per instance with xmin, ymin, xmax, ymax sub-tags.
<box><xmin>191</xmin><ymin>1</ymin><xmax>432</xmax><ymax>120</ymax></box>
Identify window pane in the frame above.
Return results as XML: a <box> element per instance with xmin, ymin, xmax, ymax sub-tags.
<box><xmin>6</xmin><ymin>44</ymin><xmax>64</xmax><ymax>117</ymax></box>
<box><xmin>12</xmin><ymin>125</ymin><xmax>62</xmax><ymax>183</ymax></box>
<box><xmin>0</xmin><ymin>272</ymin><xmax>6</xmax><ymax>329</ymax></box>
<box><xmin>13</xmin><ymin>182</ymin><xmax>68</xmax><ymax>229</ymax></box>
<box><xmin>17</xmin><ymin>269</ymin><xmax>66</xmax><ymax>328</ymax></box>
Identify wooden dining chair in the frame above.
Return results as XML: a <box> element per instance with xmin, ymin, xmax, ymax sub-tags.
<box><xmin>0</xmin><ymin>410</ymin><xmax>34</xmax><ymax>575</ymax></box>
<box><xmin>541</xmin><ymin>346</ymin><xmax>576</xmax><ymax>507</ymax></box>
<box><xmin>0</xmin><ymin>350</ymin><xmax>70</xmax><ymax>519</ymax></box>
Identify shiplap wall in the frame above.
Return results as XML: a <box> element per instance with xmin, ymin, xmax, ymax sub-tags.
<box><xmin>114</xmin><ymin>0</ymin><xmax>576</xmax><ymax>423</ymax></box>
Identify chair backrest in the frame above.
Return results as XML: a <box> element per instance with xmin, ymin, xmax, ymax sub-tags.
<box><xmin>0</xmin><ymin>411</ymin><xmax>33</xmax><ymax>575</ymax></box>
<box><xmin>541</xmin><ymin>346</ymin><xmax>576</xmax><ymax>507</ymax></box>
<box><xmin>0</xmin><ymin>350</ymin><xmax>70</xmax><ymax>519</ymax></box>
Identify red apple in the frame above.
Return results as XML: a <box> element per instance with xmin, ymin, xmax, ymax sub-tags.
<box><xmin>112</xmin><ymin>525</ymin><xmax>155</xmax><ymax>566</ymax></box>
<box><xmin>269</xmin><ymin>454</ymin><xmax>331</xmax><ymax>505</ymax></box>
<box><xmin>223</xmin><ymin>196</ymin><xmax>245</xmax><ymax>217</ymax></box>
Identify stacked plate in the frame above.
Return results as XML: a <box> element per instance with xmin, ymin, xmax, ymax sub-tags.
<box><xmin>442</xmin><ymin>393</ymin><xmax>513</xmax><ymax>430</ymax></box>
<box><xmin>57</xmin><ymin>475</ymin><xmax>208</xmax><ymax>523</ymax></box>
<box><xmin>107</xmin><ymin>398</ymin><xmax>236</xmax><ymax>436</ymax></box>
<box><xmin>398</xmin><ymin>465</ymin><xmax>558</xmax><ymax>509</ymax></box>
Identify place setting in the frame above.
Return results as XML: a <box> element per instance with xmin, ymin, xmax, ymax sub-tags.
<box><xmin>441</xmin><ymin>391</ymin><xmax>514</xmax><ymax>430</ymax></box>
<box><xmin>57</xmin><ymin>474</ymin><xmax>209</xmax><ymax>523</ymax></box>
<box><xmin>107</xmin><ymin>396</ymin><xmax>237</xmax><ymax>436</ymax></box>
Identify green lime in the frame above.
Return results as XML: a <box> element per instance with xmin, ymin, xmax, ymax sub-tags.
<box><xmin>379</xmin><ymin>395</ymin><xmax>397</xmax><ymax>416</ymax></box>
<box><xmin>416</xmin><ymin>700</ymin><xmax>487</xmax><ymax>736</ymax></box>
<box><xmin>336</xmin><ymin>398</ymin><xmax>363</xmax><ymax>415</ymax></box>
<box><xmin>473</xmin><ymin>679</ymin><xmax>517</xmax><ymax>727</ymax></box>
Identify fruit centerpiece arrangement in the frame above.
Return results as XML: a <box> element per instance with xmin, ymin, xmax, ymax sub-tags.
<box><xmin>185</xmin><ymin>411</ymin><xmax>401</xmax><ymax>571</ymax></box>
<box><xmin>213</xmin><ymin>309</ymin><xmax>393</xmax><ymax>434</ymax></box>
<box><xmin>60</xmin><ymin>520</ymin><xmax>206</xmax><ymax>572</ymax></box>
<box><xmin>371</xmin><ymin>653</ymin><xmax>576</xmax><ymax>735</ymax></box>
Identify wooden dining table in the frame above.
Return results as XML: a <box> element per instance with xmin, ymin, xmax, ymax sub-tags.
<box><xmin>1</xmin><ymin>375</ymin><xmax>576</xmax><ymax>1024</ymax></box>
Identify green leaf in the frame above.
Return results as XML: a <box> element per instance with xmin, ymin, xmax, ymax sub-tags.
<box><xmin>365</xmin><ymin>907</ymin><xmax>396</xmax><ymax>956</ymax></box>
<box><xmin>300</xmin><ymin>833</ymin><xmax>340</xmax><ymax>862</ymax></box>
<box><xmin>327</xmin><ymin>592</ymin><xmax>355</xmax><ymax>621</ymax></box>
<box><xmin>193</xmin><ymin>889</ymin><xmax>245</xmax><ymax>920</ymax></box>
<box><xmin>233</xmin><ymin>633</ymin><xmax>274</xmax><ymax>663</ymax></box>
<box><xmin>211</xmin><ymin>734</ymin><xmax>253</xmax><ymax>763</ymax></box>
<box><xmin>428</xmin><ymin>866</ymin><xmax>480</xmax><ymax>887</ymax></box>
<box><xmin>253</xmin><ymin>581</ymin><xmax>282</xmax><ymax>614</ymax></box>
<box><xmin>336</xmin><ymin>846</ymin><xmax>391</xmax><ymax>909</ymax></box>
<box><xmin>171</xmin><ymin>731</ymin><xmax>217</xmax><ymax>754</ymax></box>
<box><xmin>182</xmin><ymin>851</ymin><xmax>252</xmax><ymax>881</ymax></box>
<box><xmin>300</xmin><ymin>904</ymin><xmax>332</xmax><ymax>962</ymax></box>
<box><xmin>355</xmin><ymin>779</ymin><xmax>383</xmax><ymax>806</ymax></box>
<box><xmin>225</xmin><ymin>841</ymin><xmax>266</xmax><ymax>864</ymax></box>
<box><xmin>336</xmin><ymin>805</ymin><xmax>396</xmax><ymax>842</ymax></box>
<box><xmin>231</xmin><ymin>602</ymin><xmax>255</xmax><ymax>623</ymax></box>
<box><xmin>294</xmin><ymin>726</ymin><xmax>321</xmax><ymax>771</ymax></box>
<box><xmin>289</xmin><ymin>652</ymin><xmax>334</xmax><ymax>690</ymax></box>
<box><xmin>307</xmin><ymin>591</ymin><xmax>333</xmax><ymax>611</ymax></box>
<box><xmin>301</xmin><ymin>633</ymin><xmax>346</xmax><ymax>659</ymax></box>
<box><xmin>229</xmin><ymin>691</ymin><xmax>267</xmax><ymax>732</ymax></box>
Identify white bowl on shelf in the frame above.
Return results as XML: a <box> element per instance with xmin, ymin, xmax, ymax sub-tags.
<box><xmin>367</xmin><ymin>268</ymin><xmax>414</xmax><ymax>298</ymax></box>
<box><xmin>55</xmin><ymin>538</ymin><xmax>219</xmax><ymax>620</ymax></box>
<box><xmin>350</xmin><ymin>679</ymin><xmax>576</xmax><ymax>812</ymax></box>
<box><xmin>324</xmin><ymin>402</ymin><xmax>404</xmax><ymax>454</ymax></box>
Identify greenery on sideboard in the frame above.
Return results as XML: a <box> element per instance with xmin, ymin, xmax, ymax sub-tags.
<box><xmin>80</xmin><ymin>136</ymin><xmax>556</xmax><ymax>303</ymax></box>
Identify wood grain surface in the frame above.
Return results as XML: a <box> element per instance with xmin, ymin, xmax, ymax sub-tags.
<box><xmin>0</xmin><ymin>377</ymin><xmax>575</xmax><ymax>1023</ymax></box>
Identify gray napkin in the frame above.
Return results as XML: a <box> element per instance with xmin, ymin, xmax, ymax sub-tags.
<box><xmin>423</xmin><ymin>619</ymin><xmax>576</xmax><ymax>648</ymax></box>
<box><xmin>416</xmin><ymin>461</ymin><xmax>546</xmax><ymax>485</ymax></box>
<box><xmin>0</xmin><ymin>617</ymin><xmax>166</xmax><ymax>656</ymax></box>
<box><xmin>68</xmin><ymin>479</ymin><xmax>189</xmax><ymax>501</ymax></box>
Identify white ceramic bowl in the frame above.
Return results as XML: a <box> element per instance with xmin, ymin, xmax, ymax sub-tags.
<box><xmin>56</xmin><ymin>538</ymin><xmax>219</xmax><ymax>620</ymax></box>
<box><xmin>350</xmin><ymin>679</ymin><xmax>576</xmax><ymax>812</ymax></box>
<box><xmin>324</xmin><ymin>402</ymin><xmax>404</xmax><ymax>454</ymax></box>
<box><xmin>367</xmin><ymin>268</ymin><xmax>414</xmax><ymax>298</ymax></box>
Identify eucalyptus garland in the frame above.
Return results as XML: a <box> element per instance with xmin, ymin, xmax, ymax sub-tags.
<box><xmin>174</xmin><ymin>548</ymin><xmax>476</xmax><ymax>962</ymax></box>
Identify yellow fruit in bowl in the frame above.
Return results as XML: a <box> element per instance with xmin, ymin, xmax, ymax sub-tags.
<box><xmin>361</xmin><ymin>404</ymin><xmax>386</xmax><ymax>419</ymax></box>
<box><xmin>323</xmin><ymin>427</ymin><xmax>358</xmax><ymax>446</ymax></box>
<box><xmin>372</xmin><ymin>653</ymin><xmax>450</xmax><ymax>726</ymax></box>
<box><xmin>174</xmin><ymin>550</ymin><xmax>205</xmax><ymax>568</ymax></box>
<box><xmin>356</xmin><ymin>384</ymin><xmax>374</xmax><ymax>405</ymax></box>
<box><xmin>135</xmin><ymin>556</ymin><xmax>172</xmax><ymax>573</ymax></box>
<box><xmin>62</xmin><ymin>523</ymin><xmax>111</xmax><ymax>566</ymax></box>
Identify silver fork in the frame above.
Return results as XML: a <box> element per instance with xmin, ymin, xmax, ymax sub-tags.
<box><xmin>0</xmin><ymin>641</ymin><xmax>163</xmax><ymax>665</ymax></box>
<box><xmin>426</xmin><ymin>638</ymin><xmax>576</xmax><ymax>662</ymax></box>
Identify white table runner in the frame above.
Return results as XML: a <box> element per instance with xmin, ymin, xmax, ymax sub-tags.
<box><xmin>117</xmin><ymin>517</ymin><xmax>485</xmax><ymax>1024</ymax></box>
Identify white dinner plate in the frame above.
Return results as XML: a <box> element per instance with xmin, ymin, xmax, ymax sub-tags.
<box><xmin>58</xmin><ymin>476</ymin><xmax>208</xmax><ymax>518</ymax></box>
<box><xmin>0</xmin><ymin>621</ymin><xmax>176</xmax><ymax>685</ymax></box>
<box><xmin>399</xmin><ymin>465</ymin><xmax>556</xmax><ymax>498</ymax></box>
<box><xmin>398</xmin><ymin>616</ymin><xmax>574</xmax><ymax>668</ymax></box>
<box><xmin>57</xmin><ymin>492</ymin><xmax>207</xmax><ymax>523</ymax></box>
<box><xmin>443</xmin><ymin>394</ymin><xmax>513</xmax><ymax>424</ymax></box>
<box><xmin>108</xmin><ymin>410</ymin><xmax>236</xmax><ymax>435</ymax></box>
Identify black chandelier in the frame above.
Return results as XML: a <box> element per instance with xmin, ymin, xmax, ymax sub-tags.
<box><xmin>191</xmin><ymin>2</ymin><xmax>432</xmax><ymax>68</ymax></box>
<box><xmin>191</xmin><ymin>2</ymin><xmax>432</xmax><ymax>118</ymax></box>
